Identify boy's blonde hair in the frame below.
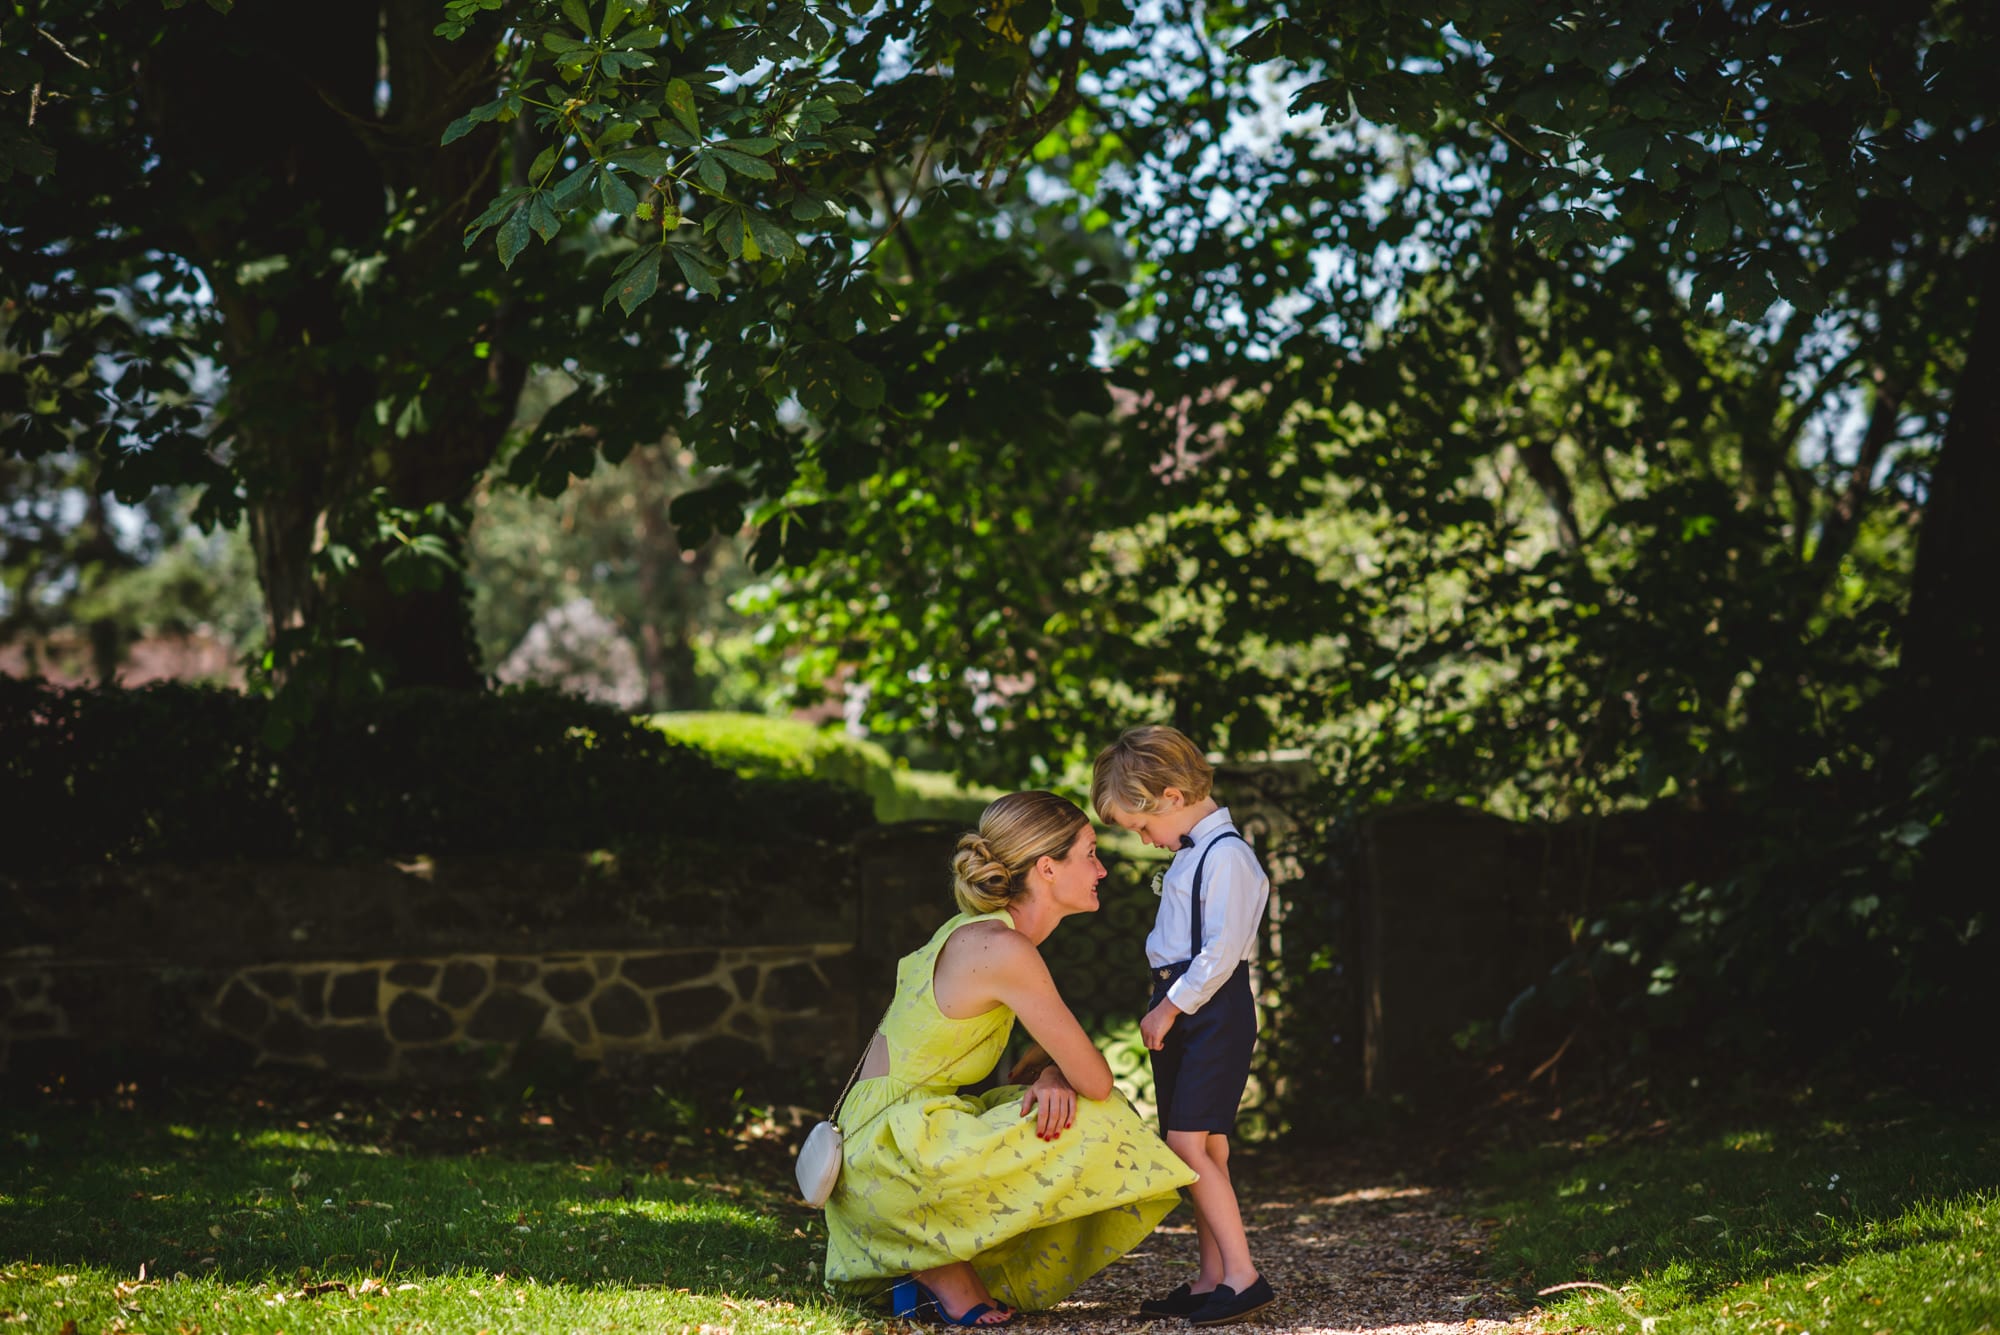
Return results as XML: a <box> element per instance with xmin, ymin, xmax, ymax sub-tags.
<box><xmin>1091</xmin><ymin>725</ymin><xmax>1213</xmax><ymax>819</ymax></box>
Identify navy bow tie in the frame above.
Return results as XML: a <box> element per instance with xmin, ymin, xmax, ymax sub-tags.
<box><xmin>1179</xmin><ymin>834</ymin><xmax>1196</xmax><ymax>850</ymax></box>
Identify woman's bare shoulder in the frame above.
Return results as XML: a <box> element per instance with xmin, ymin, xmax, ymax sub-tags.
<box><xmin>947</xmin><ymin>915</ymin><xmax>1029</xmax><ymax>948</ymax></box>
<box><xmin>939</xmin><ymin>916</ymin><xmax>1037</xmax><ymax>969</ymax></box>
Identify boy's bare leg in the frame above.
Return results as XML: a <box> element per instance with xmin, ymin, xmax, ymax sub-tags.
<box><xmin>1187</xmin><ymin>1132</ymin><xmax>1227</xmax><ymax>1290</ymax></box>
<box><xmin>1165</xmin><ymin>1129</ymin><xmax>1260</xmax><ymax>1292</ymax></box>
<box><xmin>1191</xmin><ymin>1206</ymin><xmax>1222</xmax><ymax>1292</ymax></box>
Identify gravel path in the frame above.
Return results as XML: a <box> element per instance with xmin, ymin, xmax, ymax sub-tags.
<box><xmin>1040</xmin><ymin>1149</ymin><xmax>1527</xmax><ymax>1335</ymax></box>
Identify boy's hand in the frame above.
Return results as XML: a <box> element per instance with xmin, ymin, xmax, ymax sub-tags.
<box><xmin>1140</xmin><ymin>997</ymin><xmax>1182</xmax><ymax>1050</ymax></box>
<box><xmin>1007</xmin><ymin>1042</ymin><xmax>1052</xmax><ymax>1084</ymax></box>
<box><xmin>1019</xmin><ymin>1066</ymin><xmax>1076</xmax><ymax>1139</ymax></box>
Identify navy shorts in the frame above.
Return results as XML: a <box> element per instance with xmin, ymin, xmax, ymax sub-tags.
<box><xmin>1148</xmin><ymin>960</ymin><xmax>1255</xmax><ymax>1135</ymax></box>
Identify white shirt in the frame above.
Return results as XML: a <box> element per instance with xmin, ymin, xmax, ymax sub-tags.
<box><xmin>1144</xmin><ymin>807</ymin><xmax>1269</xmax><ymax>1015</ymax></box>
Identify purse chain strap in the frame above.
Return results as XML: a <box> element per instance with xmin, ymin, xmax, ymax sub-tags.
<box><xmin>828</xmin><ymin>1006</ymin><xmax>1014</xmax><ymax>1135</ymax></box>
<box><xmin>827</xmin><ymin>918</ymin><xmax>1037</xmax><ymax>1130</ymax></box>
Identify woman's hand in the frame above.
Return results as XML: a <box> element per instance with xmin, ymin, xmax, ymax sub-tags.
<box><xmin>1006</xmin><ymin>1042</ymin><xmax>1052</xmax><ymax>1084</ymax></box>
<box><xmin>1140</xmin><ymin>996</ymin><xmax>1182</xmax><ymax>1051</ymax></box>
<box><xmin>1018</xmin><ymin>1066</ymin><xmax>1076</xmax><ymax>1140</ymax></box>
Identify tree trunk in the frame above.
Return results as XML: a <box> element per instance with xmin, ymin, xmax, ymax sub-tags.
<box><xmin>1901</xmin><ymin>247</ymin><xmax>2000</xmax><ymax>745</ymax></box>
<box><xmin>139</xmin><ymin>2</ymin><xmax>517</xmax><ymax>691</ymax></box>
<box><xmin>247</xmin><ymin>485</ymin><xmax>322</xmax><ymax>653</ymax></box>
<box><xmin>331</xmin><ymin>412</ymin><xmax>507</xmax><ymax>691</ymax></box>
<box><xmin>630</xmin><ymin>446</ymin><xmax>714</xmax><ymax>710</ymax></box>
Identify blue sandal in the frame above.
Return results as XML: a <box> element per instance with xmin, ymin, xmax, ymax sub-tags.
<box><xmin>891</xmin><ymin>1278</ymin><xmax>1019</xmax><ymax>1327</ymax></box>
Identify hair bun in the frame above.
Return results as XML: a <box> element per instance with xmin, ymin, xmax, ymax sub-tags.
<box><xmin>951</xmin><ymin>832</ymin><xmax>1013</xmax><ymax>913</ymax></box>
<box><xmin>945</xmin><ymin>791</ymin><xmax>1089</xmax><ymax>916</ymax></box>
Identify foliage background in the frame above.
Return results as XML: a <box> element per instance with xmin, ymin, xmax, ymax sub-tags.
<box><xmin>3</xmin><ymin>0</ymin><xmax>1995</xmax><ymax>1095</ymax></box>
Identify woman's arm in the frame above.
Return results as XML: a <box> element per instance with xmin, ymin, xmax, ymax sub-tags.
<box><xmin>1007</xmin><ymin>1040</ymin><xmax>1052</xmax><ymax>1083</ymax></box>
<box><xmin>936</xmin><ymin>924</ymin><xmax>1114</xmax><ymax>1100</ymax></box>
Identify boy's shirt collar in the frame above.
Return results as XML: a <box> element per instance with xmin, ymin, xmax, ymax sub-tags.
<box><xmin>1176</xmin><ymin>807</ymin><xmax>1234</xmax><ymax>853</ymax></box>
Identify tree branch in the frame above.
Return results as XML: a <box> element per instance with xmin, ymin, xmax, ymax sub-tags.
<box><xmin>1805</xmin><ymin>369</ymin><xmax>1900</xmax><ymax>596</ymax></box>
<box><xmin>974</xmin><ymin>14</ymin><xmax>1089</xmax><ymax>191</ymax></box>
<box><xmin>36</xmin><ymin>25</ymin><xmax>93</xmax><ymax>68</ymax></box>
<box><xmin>861</xmin><ymin>103</ymin><xmax>947</xmax><ymax>265</ymax></box>
<box><xmin>872</xmin><ymin>162</ymin><xmax>927</xmax><ymax>280</ymax></box>
<box><xmin>1483</xmin><ymin>200</ymin><xmax>1585</xmax><ymax>551</ymax></box>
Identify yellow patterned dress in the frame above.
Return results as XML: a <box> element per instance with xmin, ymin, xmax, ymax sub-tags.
<box><xmin>824</xmin><ymin>910</ymin><xmax>1199</xmax><ymax>1311</ymax></box>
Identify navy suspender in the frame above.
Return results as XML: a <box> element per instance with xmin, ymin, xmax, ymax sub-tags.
<box><xmin>1185</xmin><ymin>829</ymin><xmax>1247</xmax><ymax>961</ymax></box>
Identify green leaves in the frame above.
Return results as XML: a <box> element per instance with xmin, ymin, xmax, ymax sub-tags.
<box><xmin>709</xmin><ymin>147</ymin><xmax>775</xmax><ymax>180</ymax></box>
<box><xmin>743</xmin><ymin>211</ymin><xmax>801</xmax><ymax>262</ymax></box>
<box><xmin>550</xmin><ymin>161</ymin><xmax>595</xmax><ymax>209</ymax></box>
<box><xmin>440</xmin><ymin>93</ymin><xmax>517</xmax><ymax>146</ymax></box>
<box><xmin>669</xmin><ymin>245</ymin><xmax>722</xmax><ymax>296</ymax></box>
<box><xmin>440</xmin><ymin>1</ymin><xmax>877</xmax><ymax>309</ymax></box>
<box><xmin>788</xmin><ymin>343</ymin><xmax>884</xmax><ymax>417</ymax></box>
<box><xmin>1230</xmin><ymin>19</ymin><xmax>1314</xmax><ymax>65</ymax></box>
<box><xmin>838</xmin><ymin>356</ymin><xmax>884</xmax><ymax>411</ymax></box>
<box><xmin>527</xmin><ymin>190</ymin><xmax>561</xmax><ymax>241</ymax></box>
<box><xmin>607</xmin><ymin>145</ymin><xmax>672</xmax><ymax>176</ymax></box>
<box><xmin>695</xmin><ymin>151</ymin><xmax>727</xmax><ymax>195</ymax></box>
<box><xmin>599</xmin><ymin>169</ymin><xmax>639</xmax><ymax>217</ymax></box>
<box><xmin>1522</xmin><ymin>208</ymin><xmax>1613</xmax><ymax>258</ymax></box>
<box><xmin>603</xmin><ymin>246</ymin><xmax>661</xmax><ymax>314</ymax></box>
<box><xmin>1686</xmin><ymin>199</ymin><xmax>1733</xmax><ymax>253</ymax></box>
<box><xmin>463</xmin><ymin>175</ymin><xmax>560</xmax><ymax>266</ymax></box>
<box><xmin>496</xmin><ymin>207</ymin><xmax>532</xmax><ymax>267</ymax></box>
<box><xmin>434</xmin><ymin>0</ymin><xmax>504</xmax><ymax>39</ymax></box>
<box><xmin>663</xmin><ymin>78</ymin><xmax>699</xmax><ymax>136</ymax></box>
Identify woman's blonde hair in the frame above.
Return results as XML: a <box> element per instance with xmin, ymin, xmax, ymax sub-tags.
<box><xmin>1091</xmin><ymin>725</ymin><xmax>1214</xmax><ymax>819</ymax></box>
<box><xmin>951</xmin><ymin>791</ymin><xmax>1090</xmax><ymax>914</ymax></box>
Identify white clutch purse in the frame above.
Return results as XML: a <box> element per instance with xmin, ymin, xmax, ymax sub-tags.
<box><xmin>795</xmin><ymin>1118</ymin><xmax>844</xmax><ymax>1207</ymax></box>
<box><xmin>794</xmin><ymin>1009</ymin><xmax>985</xmax><ymax>1208</ymax></box>
<box><xmin>796</xmin><ymin>1013</ymin><xmax>877</xmax><ymax>1208</ymax></box>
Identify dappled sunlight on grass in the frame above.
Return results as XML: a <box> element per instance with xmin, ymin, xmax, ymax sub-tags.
<box><xmin>1308</xmin><ymin>1185</ymin><xmax>1436</xmax><ymax>1208</ymax></box>
<box><xmin>1482</xmin><ymin>1102</ymin><xmax>2000</xmax><ymax>1334</ymax></box>
<box><xmin>238</xmin><ymin>1127</ymin><xmax>362</xmax><ymax>1153</ymax></box>
<box><xmin>0</xmin><ymin>1086</ymin><xmax>884</xmax><ymax>1335</ymax></box>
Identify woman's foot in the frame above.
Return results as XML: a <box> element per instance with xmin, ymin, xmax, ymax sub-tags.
<box><xmin>904</xmin><ymin>1266</ymin><xmax>1017</xmax><ymax>1327</ymax></box>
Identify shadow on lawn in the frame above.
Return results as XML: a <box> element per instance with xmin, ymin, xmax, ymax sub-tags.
<box><xmin>1</xmin><ymin>1097</ymin><xmax>823</xmax><ymax>1301</ymax></box>
<box><xmin>1488</xmin><ymin>1110</ymin><xmax>2000</xmax><ymax>1300</ymax></box>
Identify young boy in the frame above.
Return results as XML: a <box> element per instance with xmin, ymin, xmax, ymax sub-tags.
<box><xmin>1092</xmin><ymin>726</ymin><xmax>1274</xmax><ymax>1326</ymax></box>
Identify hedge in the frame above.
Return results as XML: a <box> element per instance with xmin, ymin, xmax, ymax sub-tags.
<box><xmin>1</xmin><ymin>679</ymin><xmax>872</xmax><ymax>867</ymax></box>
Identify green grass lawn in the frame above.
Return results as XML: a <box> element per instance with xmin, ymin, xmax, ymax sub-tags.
<box><xmin>0</xmin><ymin>1082</ymin><xmax>882</xmax><ymax>1335</ymax></box>
<box><xmin>1480</xmin><ymin>1095</ymin><xmax>2000</xmax><ymax>1334</ymax></box>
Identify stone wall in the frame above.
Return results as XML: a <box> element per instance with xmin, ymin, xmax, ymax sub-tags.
<box><xmin>6</xmin><ymin>792</ymin><xmax>1718</xmax><ymax>1098</ymax></box>
<box><xmin>0</xmin><ymin>833</ymin><xmax>903</xmax><ymax>1084</ymax></box>
<box><xmin>212</xmin><ymin>944</ymin><xmax>858</xmax><ymax>1079</ymax></box>
<box><xmin>1</xmin><ymin>942</ymin><xmax>864</xmax><ymax>1084</ymax></box>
